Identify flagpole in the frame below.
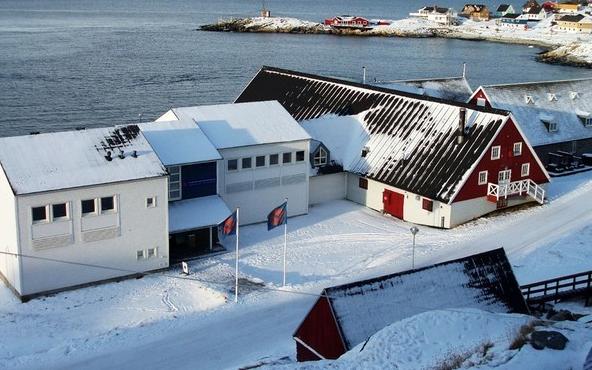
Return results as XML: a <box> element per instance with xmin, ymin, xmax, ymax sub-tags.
<box><xmin>283</xmin><ymin>198</ymin><xmax>287</xmax><ymax>287</ymax></box>
<box><xmin>235</xmin><ymin>207</ymin><xmax>240</xmax><ymax>303</ymax></box>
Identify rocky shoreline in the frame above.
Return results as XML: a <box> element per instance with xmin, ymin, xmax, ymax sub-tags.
<box><xmin>200</xmin><ymin>17</ymin><xmax>592</xmax><ymax>69</ymax></box>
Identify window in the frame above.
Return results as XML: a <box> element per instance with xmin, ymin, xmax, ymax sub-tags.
<box><xmin>513</xmin><ymin>142</ymin><xmax>522</xmax><ymax>156</ymax></box>
<box><xmin>585</xmin><ymin>118</ymin><xmax>592</xmax><ymax>127</ymax></box>
<box><xmin>422</xmin><ymin>199</ymin><xmax>434</xmax><ymax>212</ymax></box>
<box><xmin>478</xmin><ymin>170</ymin><xmax>488</xmax><ymax>185</ymax></box>
<box><xmin>548</xmin><ymin>122</ymin><xmax>558</xmax><ymax>132</ymax></box>
<box><xmin>81</xmin><ymin>199</ymin><xmax>96</xmax><ymax>215</ymax></box>
<box><xmin>52</xmin><ymin>203</ymin><xmax>68</xmax><ymax>220</ymax></box>
<box><xmin>147</xmin><ymin>248</ymin><xmax>157</xmax><ymax>258</ymax></box>
<box><xmin>521</xmin><ymin>163</ymin><xmax>530</xmax><ymax>177</ymax></box>
<box><xmin>100</xmin><ymin>196</ymin><xmax>115</xmax><ymax>213</ymax></box>
<box><xmin>269</xmin><ymin>154</ymin><xmax>279</xmax><ymax>166</ymax></box>
<box><xmin>256</xmin><ymin>155</ymin><xmax>266</xmax><ymax>167</ymax></box>
<box><xmin>491</xmin><ymin>146</ymin><xmax>501</xmax><ymax>160</ymax></box>
<box><xmin>227</xmin><ymin>159</ymin><xmax>238</xmax><ymax>171</ymax></box>
<box><xmin>282</xmin><ymin>152</ymin><xmax>292</xmax><ymax>164</ymax></box>
<box><xmin>525</xmin><ymin>95</ymin><xmax>534</xmax><ymax>104</ymax></box>
<box><xmin>313</xmin><ymin>147</ymin><xmax>328</xmax><ymax>167</ymax></box>
<box><xmin>296</xmin><ymin>151</ymin><xmax>305</xmax><ymax>162</ymax></box>
<box><xmin>146</xmin><ymin>197</ymin><xmax>156</xmax><ymax>208</ymax></box>
<box><xmin>136</xmin><ymin>250</ymin><xmax>144</xmax><ymax>260</ymax></box>
<box><xmin>498</xmin><ymin>169</ymin><xmax>511</xmax><ymax>184</ymax></box>
<box><xmin>32</xmin><ymin>206</ymin><xmax>47</xmax><ymax>223</ymax></box>
<box><xmin>359</xmin><ymin>177</ymin><xmax>368</xmax><ymax>189</ymax></box>
<box><xmin>476</xmin><ymin>97</ymin><xmax>486</xmax><ymax>107</ymax></box>
<box><xmin>241</xmin><ymin>157</ymin><xmax>252</xmax><ymax>169</ymax></box>
<box><xmin>168</xmin><ymin>165</ymin><xmax>182</xmax><ymax>200</ymax></box>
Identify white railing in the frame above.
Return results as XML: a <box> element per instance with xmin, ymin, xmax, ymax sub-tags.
<box><xmin>487</xmin><ymin>179</ymin><xmax>545</xmax><ymax>204</ymax></box>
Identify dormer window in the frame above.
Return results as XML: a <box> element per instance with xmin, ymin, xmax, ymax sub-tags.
<box><xmin>585</xmin><ymin>117</ymin><xmax>592</xmax><ymax>128</ymax></box>
<box><xmin>548</xmin><ymin>122</ymin><xmax>558</xmax><ymax>132</ymax></box>
<box><xmin>576</xmin><ymin>109</ymin><xmax>591</xmax><ymax>127</ymax></box>
<box><xmin>525</xmin><ymin>95</ymin><xmax>534</xmax><ymax>104</ymax></box>
<box><xmin>570</xmin><ymin>91</ymin><xmax>580</xmax><ymax>100</ymax></box>
<box><xmin>547</xmin><ymin>93</ymin><xmax>557</xmax><ymax>102</ymax></box>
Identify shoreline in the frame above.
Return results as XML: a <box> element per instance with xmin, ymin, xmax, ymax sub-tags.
<box><xmin>199</xmin><ymin>17</ymin><xmax>592</xmax><ymax>69</ymax></box>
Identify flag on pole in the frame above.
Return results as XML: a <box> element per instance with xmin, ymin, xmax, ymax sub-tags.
<box><xmin>267</xmin><ymin>201</ymin><xmax>287</xmax><ymax>231</ymax></box>
<box><xmin>218</xmin><ymin>210</ymin><xmax>238</xmax><ymax>237</ymax></box>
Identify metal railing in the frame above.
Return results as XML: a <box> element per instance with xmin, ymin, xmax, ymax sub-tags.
<box><xmin>521</xmin><ymin>270</ymin><xmax>592</xmax><ymax>305</ymax></box>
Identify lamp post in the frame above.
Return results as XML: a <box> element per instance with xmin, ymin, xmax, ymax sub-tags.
<box><xmin>410</xmin><ymin>226</ymin><xmax>419</xmax><ymax>269</ymax></box>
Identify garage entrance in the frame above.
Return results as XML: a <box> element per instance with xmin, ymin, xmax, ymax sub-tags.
<box><xmin>383</xmin><ymin>189</ymin><xmax>404</xmax><ymax>220</ymax></box>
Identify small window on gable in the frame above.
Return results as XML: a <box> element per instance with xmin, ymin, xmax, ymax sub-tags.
<box><xmin>513</xmin><ymin>142</ymin><xmax>522</xmax><ymax>156</ymax></box>
<box><xmin>32</xmin><ymin>206</ymin><xmax>47</xmax><ymax>223</ymax></box>
<box><xmin>227</xmin><ymin>159</ymin><xmax>238</xmax><ymax>171</ymax></box>
<box><xmin>52</xmin><ymin>203</ymin><xmax>68</xmax><ymax>220</ymax></box>
<box><xmin>476</xmin><ymin>97</ymin><xmax>486</xmax><ymax>107</ymax></box>
<box><xmin>269</xmin><ymin>154</ymin><xmax>279</xmax><ymax>166</ymax></box>
<box><xmin>422</xmin><ymin>199</ymin><xmax>434</xmax><ymax>212</ymax></box>
<box><xmin>521</xmin><ymin>163</ymin><xmax>530</xmax><ymax>177</ymax></box>
<box><xmin>256</xmin><ymin>155</ymin><xmax>266</xmax><ymax>167</ymax></box>
<box><xmin>478</xmin><ymin>170</ymin><xmax>488</xmax><ymax>185</ymax></box>
<box><xmin>359</xmin><ymin>177</ymin><xmax>368</xmax><ymax>189</ymax></box>
<box><xmin>491</xmin><ymin>146</ymin><xmax>501</xmax><ymax>160</ymax></box>
<box><xmin>241</xmin><ymin>157</ymin><xmax>252</xmax><ymax>169</ymax></box>
<box><xmin>313</xmin><ymin>147</ymin><xmax>328</xmax><ymax>167</ymax></box>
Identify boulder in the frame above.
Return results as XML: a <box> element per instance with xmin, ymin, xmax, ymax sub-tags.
<box><xmin>530</xmin><ymin>330</ymin><xmax>569</xmax><ymax>350</ymax></box>
<box><xmin>548</xmin><ymin>309</ymin><xmax>575</xmax><ymax>322</ymax></box>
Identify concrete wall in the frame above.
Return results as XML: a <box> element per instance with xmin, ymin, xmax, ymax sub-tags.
<box><xmin>15</xmin><ymin>176</ymin><xmax>169</xmax><ymax>297</ymax></box>
<box><xmin>0</xmin><ymin>166</ymin><xmax>22</xmax><ymax>293</ymax></box>
<box><xmin>218</xmin><ymin>141</ymin><xmax>309</xmax><ymax>225</ymax></box>
<box><xmin>309</xmin><ymin>173</ymin><xmax>346</xmax><ymax>205</ymax></box>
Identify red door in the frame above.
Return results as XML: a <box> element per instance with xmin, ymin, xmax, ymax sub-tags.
<box><xmin>383</xmin><ymin>189</ymin><xmax>404</xmax><ymax>220</ymax></box>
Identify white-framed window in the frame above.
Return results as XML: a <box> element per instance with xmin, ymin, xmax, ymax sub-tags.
<box><xmin>585</xmin><ymin>117</ymin><xmax>592</xmax><ymax>127</ymax></box>
<box><xmin>282</xmin><ymin>152</ymin><xmax>292</xmax><ymax>165</ymax></box>
<box><xmin>269</xmin><ymin>154</ymin><xmax>279</xmax><ymax>166</ymax></box>
<box><xmin>314</xmin><ymin>147</ymin><xmax>328</xmax><ymax>167</ymax></box>
<box><xmin>255</xmin><ymin>155</ymin><xmax>266</xmax><ymax>168</ymax></box>
<box><xmin>521</xmin><ymin>163</ymin><xmax>530</xmax><ymax>177</ymax></box>
<box><xmin>513</xmin><ymin>142</ymin><xmax>522</xmax><ymax>156</ymax></box>
<box><xmin>478</xmin><ymin>170</ymin><xmax>488</xmax><ymax>185</ymax></box>
<box><xmin>476</xmin><ymin>97</ymin><xmax>486</xmax><ymax>107</ymax></box>
<box><xmin>81</xmin><ymin>199</ymin><xmax>97</xmax><ymax>216</ymax></box>
<box><xmin>241</xmin><ymin>157</ymin><xmax>252</xmax><ymax>169</ymax></box>
<box><xmin>491</xmin><ymin>145</ymin><xmax>501</xmax><ymax>160</ymax></box>
<box><xmin>227</xmin><ymin>159</ymin><xmax>238</xmax><ymax>172</ymax></box>
<box><xmin>136</xmin><ymin>250</ymin><xmax>145</xmax><ymax>260</ymax></box>
<box><xmin>52</xmin><ymin>202</ymin><xmax>69</xmax><ymax>221</ymax></box>
<box><xmin>100</xmin><ymin>196</ymin><xmax>117</xmax><ymax>214</ymax></box>
<box><xmin>168</xmin><ymin>165</ymin><xmax>182</xmax><ymax>200</ymax></box>
<box><xmin>548</xmin><ymin>122</ymin><xmax>558</xmax><ymax>132</ymax></box>
<box><xmin>146</xmin><ymin>196</ymin><xmax>156</xmax><ymax>208</ymax></box>
<box><xmin>32</xmin><ymin>205</ymin><xmax>48</xmax><ymax>223</ymax></box>
<box><xmin>498</xmin><ymin>169</ymin><xmax>512</xmax><ymax>184</ymax></box>
<box><xmin>295</xmin><ymin>150</ymin><xmax>305</xmax><ymax>162</ymax></box>
<box><xmin>147</xmin><ymin>247</ymin><xmax>157</xmax><ymax>258</ymax></box>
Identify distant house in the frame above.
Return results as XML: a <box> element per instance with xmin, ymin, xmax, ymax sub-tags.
<box><xmin>468</xmin><ymin>78</ymin><xmax>592</xmax><ymax>167</ymax></box>
<box><xmin>157</xmin><ymin>101</ymin><xmax>311</xmax><ymax>226</ymax></box>
<box><xmin>0</xmin><ymin>126</ymin><xmax>169</xmax><ymax>301</ymax></box>
<box><xmin>461</xmin><ymin>4</ymin><xmax>491</xmax><ymax>20</ymax></box>
<box><xmin>293</xmin><ymin>248</ymin><xmax>529</xmax><ymax>361</ymax></box>
<box><xmin>496</xmin><ymin>4</ymin><xmax>516</xmax><ymax>17</ymax></box>
<box><xmin>323</xmin><ymin>16</ymin><xmax>371</xmax><ymax>30</ymax></box>
<box><xmin>409</xmin><ymin>6</ymin><xmax>456</xmax><ymax>25</ymax></box>
<box><xmin>556</xmin><ymin>14</ymin><xmax>592</xmax><ymax>31</ymax></box>
<box><xmin>237</xmin><ymin>66</ymin><xmax>550</xmax><ymax>228</ymax></box>
<box><xmin>554</xmin><ymin>1</ymin><xmax>582</xmax><ymax>12</ymax></box>
<box><xmin>519</xmin><ymin>4</ymin><xmax>548</xmax><ymax>20</ymax></box>
<box><xmin>523</xmin><ymin>0</ymin><xmax>541</xmax><ymax>12</ymax></box>
<box><xmin>498</xmin><ymin>13</ymin><xmax>529</xmax><ymax>28</ymax></box>
<box><xmin>371</xmin><ymin>74</ymin><xmax>474</xmax><ymax>102</ymax></box>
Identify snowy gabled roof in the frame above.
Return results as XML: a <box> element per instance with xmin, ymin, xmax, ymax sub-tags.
<box><xmin>497</xmin><ymin>4</ymin><xmax>511</xmax><ymax>12</ymax></box>
<box><xmin>372</xmin><ymin>76</ymin><xmax>473</xmax><ymax>103</ymax></box>
<box><xmin>163</xmin><ymin>101</ymin><xmax>311</xmax><ymax>149</ymax></box>
<box><xmin>237</xmin><ymin>66</ymin><xmax>509</xmax><ymax>203</ymax></box>
<box><xmin>318</xmin><ymin>248</ymin><xmax>528</xmax><ymax>351</ymax></box>
<box><xmin>476</xmin><ymin>77</ymin><xmax>592</xmax><ymax>146</ymax></box>
<box><xmin>139</xmin><ymin>120</ymin><xmax>221</xmax><ymax>166</ymax></box>
<box><xmin>0</xmin><ymin>125</ymin><xmax>167</xmax><ymax>195</ymax></box>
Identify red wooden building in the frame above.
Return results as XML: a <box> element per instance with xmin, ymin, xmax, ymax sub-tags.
<box><xmin>293</xmin><ymin>248</ymin><xmax>529</xmax><ymax>361</ymax></box>
<box><xmin>323</xmin><ymin>16</ymin><xmax>370</xmax><ymax>29</ymax></box>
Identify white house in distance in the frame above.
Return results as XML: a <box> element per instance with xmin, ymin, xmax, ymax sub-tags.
<box><xmin>409</xmin><ymin>6</ymin><xmax>456</xmax><ymax>25</ymax></box>
<box><xmin>157</xmin><ymin>101</ymin><xmax>311</xmax><ymax>225</ymax></box>
<box><xmin>0</xmin><ymin>125</ymin><xmax>169</xmax><ymax>301</ymax></box>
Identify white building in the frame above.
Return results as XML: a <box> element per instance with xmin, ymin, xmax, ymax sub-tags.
<box><xmin>157</xmin><ymin>101</ymin><xmax>312</xmax><ymax>225</ymax></box>
<box><xmin>409</xmin><ymin>6</ymin><xmax>456</xmax><ymax>25</ymax></box>
<box><xmin>0</xmin><ymin>125</ymin><xmax>169</xmax><ymax>301</ymax></box>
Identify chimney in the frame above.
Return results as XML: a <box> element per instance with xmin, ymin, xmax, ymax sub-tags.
<box><xmin>131</xmin><ymin>150</ymin><xmax>138</xmax><ymax>158</ymax></box>
<box><xmin>118</xmin><ymin>149</ymin><xmax>125</xmax><ymax>159</ymax></box>
<box><xmin>105</xmin><ymin>151</ymin><xmax>113</xmax><ymax>161</ymax></box>
<box><xmin>457</xmin><ymin>107</ymin><xmax>467</xmax><ymax>145</ymax></box>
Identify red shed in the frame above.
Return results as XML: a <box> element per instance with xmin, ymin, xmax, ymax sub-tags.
<box><xmin>293</xmin><ymin>248</ymin><xmax>529</xmax><ymax>362</ymax></box>
<box><xmin>323</xmin><ymin>15</ymin><xmax>370</xmax><ymax>29</ymax></box>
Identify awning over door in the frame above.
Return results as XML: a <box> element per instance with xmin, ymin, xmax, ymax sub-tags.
<box><xmin>169</xmin><ymin>195</ymin><xmax>231</xmax><ymax>234</ymax></box>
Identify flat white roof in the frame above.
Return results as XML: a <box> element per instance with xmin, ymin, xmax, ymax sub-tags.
<box><xmin>0</xmin><ymin>125</ymin><xmax>166</xmax><ymax>195</ymax></box>
<box><xmin>168</xmin><ymin>101</ymin><xmax>311</xmax><ymax>149</ymax></box>
<box><xmin>169</xmin><ymin>195</ymin><xmax>231</xmax><ymax>233</ymax></box>
<box><xmin>140</xmin><ymin>120</ymin><xmax>221</xmax><ymax>166</ymax></box>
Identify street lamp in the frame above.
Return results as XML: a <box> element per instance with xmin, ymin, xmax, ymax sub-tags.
<box><xmin>410</xmin><ymin>226</ymin><xmax>419</xmax><ymax>269</ymax></box>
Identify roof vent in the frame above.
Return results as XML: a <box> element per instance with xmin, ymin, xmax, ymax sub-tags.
<box><xmin>118</xmin><ymin>149</ymin><xmax>125</xmax><ymax>159</ymax></box>
<box><xmin>361</xmin><ymin>146</ymin><xmax>370</xmax><ymax>157</ymax></box>
<box><xmin>547</xmin><ymin>93</ymin><xmax>557</xmax><ymax>102</ymax></box>
<box><xmin>131</xmin><ymin>150</ymin><xmax>138</xmax><ymax>158</ymax></box>
<box><xmin>75</xmin><ymin>127</ymin><xmax>86</xmax><ymax>131</ymax></box>
<box><xmin>457</xmin><ymin>107</ymin><xmax>467</xmax><ymax>145</ymax></box>
<box><xmin>570</xmin><ymin>91</ymin><xmax>580</xmax><ymax>100</ymax></box>
<box><xmin>524</xmin><ymin>95</ymin><xmax>534</xmax><ymax>104</ymax></box>
<box><xmin>105</xmin><ymin>151</ymin><xmax>113</xmax><ymax>162</ymax></box>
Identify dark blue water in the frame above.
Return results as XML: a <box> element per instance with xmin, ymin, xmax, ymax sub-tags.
<box><xmin>1</xmin><ymin>0</ymin><xmax>591</xmax><ymax>136</ymax></box>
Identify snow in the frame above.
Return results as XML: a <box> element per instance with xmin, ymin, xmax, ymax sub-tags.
<box><xmin>140</xmin><ymin>120</ymin><xmax>221</xmax><ymax>166</ymax></box>
<box><xmin>1</xmin><ymin>171</ymin><xmax>592</xmax><ymax>369</ymax></box>
<box><xmin>168</xmin><ymin>195</ymin><xmax>231</xmax><ymax>233</ymax></box>
<box><xmin>372</xmin><ymin>76</ymin><xmax>473</xmax><ymax>102</ymax></box>
<box><xmin>0</xmin><ymin>126</ymin><xmax>166</xmax><ymax>195</ymax></box>
<box><xmin>269</xmin><ymin>309</ymin><xmax>591</xmax><ymax>370</ymax></box>
<box><xmin>170</xmin><ymin>101</ymin><xmax>311</xmax><ymax>149</ymax></box>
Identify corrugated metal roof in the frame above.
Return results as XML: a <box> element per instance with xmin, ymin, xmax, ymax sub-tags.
<box><xmin>237</xmin><ymin>66</ymin><xmax>509</xmax><ymax>203</ymax></box>
<box><xmin>0</xmin><ymin>125</ymin><xmax>167</xmax><ymax>195</ymax></box>
<box><xmin>322</xmin><ymin>248</ymin><xmax>528</xmax><ymax>351</ymax></box>
<box><xmin>478</xmin><ymin>78</ymin><xmax>592</xmax><ymax>146</ymax></box>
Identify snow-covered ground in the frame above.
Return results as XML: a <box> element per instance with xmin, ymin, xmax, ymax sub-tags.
<box><xmin>1</xmin><ymin>171</ymin><xmax>592</xmax><ymax>369</ymax></box>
